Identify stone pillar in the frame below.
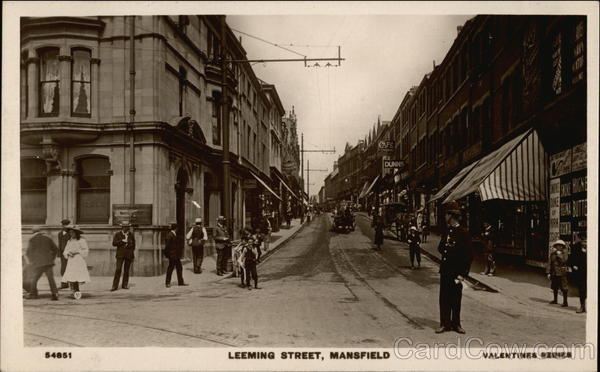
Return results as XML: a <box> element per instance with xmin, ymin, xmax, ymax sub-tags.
<box><xmin>26</xmin><ymin>57</ymin><xmax>39</xmax><ymax>118</ymax></box>
<box><xmin>58</xmin><ymin>54</ymin><xmax>72</xmax><ymax>116</ymax></box>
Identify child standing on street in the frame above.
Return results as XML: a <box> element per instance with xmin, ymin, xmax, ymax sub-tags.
<box><xmin>62</xmin><ymin>225</ymin><xmax>91</xmax><ymax>299</ymax></box>
<box><xmin>407</xmin><ymin>226</ymin><xmax>421</xmax><ymax>269</ymax></box>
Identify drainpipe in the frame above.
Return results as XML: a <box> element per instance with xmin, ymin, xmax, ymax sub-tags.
<box><xmin>129</xmin><ymin>16</ymin><xmax>136</xmax><ymax>205</ymax></box>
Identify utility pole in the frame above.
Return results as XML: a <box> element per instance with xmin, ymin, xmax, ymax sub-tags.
<box><xmin>301</xmin><ymin>133</ymin><xmax>304</xmax><ymax>199</ymax></box>
<box><xmin>300</xmin><ymin>132</ymin><xmax>335</xmax><ymax>200</ymax></box>
<box><xmin>304</xmin><ymin>160</ymin><xmax>328</xmax><ymax>202</ymax></box>
<box><xmin>221</xmin><ymin>15</ymin><xmax>232</xmax><ymax>233</ymax></box>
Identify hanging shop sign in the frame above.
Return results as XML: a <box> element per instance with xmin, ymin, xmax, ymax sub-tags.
<box><xmin>549</xmin><ymin>149</ymin><xmax>572</xmax><ymax>178</ymax></box>
<box><xmin>383</xmin><ymin>160</ymin><xmax>406</xmax><ymax>169</ymax></box>
<box><xmin>112</xmin><ymin>204</ymin><xmax>153</xmax><ymax>226</ymax></box>
<box><xmin>243</xmin><ymin>179</ymin><xmax>258</xmax><ymax>189</ymax></box>
<box><xmin>378</xmin><ymin>140</ymin><xmax>395</xmax><ymax>153</ymax></box>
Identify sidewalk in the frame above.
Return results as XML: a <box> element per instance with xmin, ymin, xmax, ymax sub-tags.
<box><xmin>359</xmin><ymin>212</ymin><xmax>580</xmax><ymax>307</ymax></box>
<box><xmin>30</xmin><ymin>218</ymin><xmax>306</xmax><ymax>297</ymax></box>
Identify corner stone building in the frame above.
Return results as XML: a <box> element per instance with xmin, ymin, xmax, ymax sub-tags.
<box><xmin>20</xmin><ymin>16</ymin><xmax>293</xmax><ymax>275</ymax></box>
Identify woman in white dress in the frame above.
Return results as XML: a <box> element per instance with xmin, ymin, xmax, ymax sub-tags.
<box><xmin>62</xmin><ymin>225</ymin><xmax>90</xmax><ymax>299</ymax></box>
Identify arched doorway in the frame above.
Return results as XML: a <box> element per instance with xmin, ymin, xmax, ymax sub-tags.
<box><xmin>175</xmin><ymin>168</ymin><xmax>189</xmax><ymax>250</ymax></box>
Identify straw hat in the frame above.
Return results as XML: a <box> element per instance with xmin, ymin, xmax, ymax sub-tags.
<box><xmin>67</xmin><ymin>224</ymin><xmax>84</xmax><ymax>234</ymax></box>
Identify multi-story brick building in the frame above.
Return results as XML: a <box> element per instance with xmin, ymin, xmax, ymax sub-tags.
<box><xmin>20</xmin><ymin>15</ymin><xmax>299</xmax><ymax>275</ymax></box>
<box><xmin>390</xmin><ymin>15</ymin><xmax>587</xmax><ymax>266</ymax></box>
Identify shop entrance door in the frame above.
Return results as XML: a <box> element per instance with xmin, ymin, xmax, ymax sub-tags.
<box><xmin>525</xmin><ymin>203</ymin><xmax>549</xmax><ymax>266</ymax></box>
<box><xmin>175</xmin><ymin>168</ymin><xmax>189</xmax><ymax>253</ymax></box>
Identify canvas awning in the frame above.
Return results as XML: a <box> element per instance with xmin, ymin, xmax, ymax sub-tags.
<box><xmin>275</xmin><ymin>173</ymin><xmax>299</xmax><ymax>200</ymax></box>
<box><xmin>443</xmin><ymin>129</ymin><xmax>548</xmax><ymax>203</ymax></box>
<box><xmin>357</xmin><ymin>181</ymin><xmax>370</xmax><ymax>199</ymax></box>
<box><xmin>429</xmin><ymin>159</ymin><xmax>481</xmax><ymax>203</ymax></box>
<box><xmin>250</xmin><ymin>171</ymin><xmax>282</xmax><ymax>201</ymax></box>
<box><xmin>364</xmin><ymin>175</ymin><xmax>380</xmax><ymax>197</ymax></box>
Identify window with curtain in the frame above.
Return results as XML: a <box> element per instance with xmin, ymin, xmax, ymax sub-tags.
<box><xmin>72</xmin><ymin>49</ymin><xmax>91</xmax><ymax>116</ymax></box>
<box><xmin>39</xmin><ymin>49</ymin><xmax>60</xmax><ymax>116</ymax></box>
<box><xmin>77</xmin><ymin>157</ymin><xmax>110</xmax><ymax>224</ymax></box>
<box><xmin>21</xmin><ymin>159</ymin><xmax>47</xmax><ymax>224</ymax></box>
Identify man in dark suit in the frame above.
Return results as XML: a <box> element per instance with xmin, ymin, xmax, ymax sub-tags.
<box><xmin>214</xmin><ymin>216</ymin><xmax>231</xmax><ymax>276</ymax></box>
<box><xmin>25</xmin><ymin>226</ymin><xmax>59</xmax><ymax>300</ymax></box>
<box><xmin>111</xmin><ymin>221</ymin><xmax>135</xmax><ymax>291</ymax></box>
<box><xmin>164</xmin><ymin>222</ymin><xmax>188</xmax><ymax>287</ymax></box>
<box><xmin>436</xmin><ymin>202</ymin><xmax>473</xmax><ymax>334</ymax></box>
<box><xmin>57</xmin><ymin>219</ymin><xmax>71</xmax><ymax>289</ymax></box>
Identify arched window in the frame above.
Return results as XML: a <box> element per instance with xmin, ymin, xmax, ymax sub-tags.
<box><xmin>72</xmin><ymin>49</ymin><xmax>91</xmax><ymax>116</ymax></box>
<box><xmin>21</xmin><ymin>158</ymin><xmax>47</xmax><ymax>224</ymax></box>
<box><xmin>39</xmin><ymin>48</ymin><xmax>60</xmax><ymax>116</ymax></box>
<box><xmin>77</xmin><ymin>156</ymin><xmax>110</xmax><ymax>223</ymax></box>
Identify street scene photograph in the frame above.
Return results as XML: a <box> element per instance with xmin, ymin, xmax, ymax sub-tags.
<box><xmin>1</xmin><ymin>1</ymin><xmax>597</xmax><ymax>371</ymax></box>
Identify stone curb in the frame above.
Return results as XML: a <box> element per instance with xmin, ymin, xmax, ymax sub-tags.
<box><xmin>356</xmin><ymin>212</ymin><xmax>499</xmax><ymax>293</ymax></box>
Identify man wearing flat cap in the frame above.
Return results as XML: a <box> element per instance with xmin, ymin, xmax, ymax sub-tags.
<box><xmin>57</xmin><ymin>219</ymin><xmax>71</xmax><ymax>289</ymax></box>
<box><xmin>436</xmin><ymin>201</ymin><xmax>473</xmax><ymax>334</ymax></box>
<box><xmin>187</xmin><ymin>217</ymin><xmax>208</xmax><ymax>273</ymax></box>
<box><xmin>111</xmin><ymin>221</ymin><xmax>135</xmax><ymax>291</ymax></box>
<box><xmin>214</xmin><ymin>216</ymin><xmax>231</xmax><ymax>276</ymax></box>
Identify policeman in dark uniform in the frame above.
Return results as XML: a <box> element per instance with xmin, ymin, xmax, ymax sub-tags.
<box><xmin>436</xmin><ymin>201</ymin><xmax>473</xmax><ymax>334</ymax></box>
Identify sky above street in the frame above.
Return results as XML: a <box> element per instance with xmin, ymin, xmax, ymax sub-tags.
<box><xmin>228</xmin><ymin>15</ymin><xmax>473</xmax><ymax>196</ymax></box>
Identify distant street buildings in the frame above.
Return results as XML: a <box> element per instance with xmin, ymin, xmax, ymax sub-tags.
<box><xmin>20</xmin><ymin>16</ymin><xmax>304</xmax><ymax>275</ymax></box>
<box><xmin>323</xmin><ymin>15</ymin><xmax>587</xmax><ymax>268</ymax></box>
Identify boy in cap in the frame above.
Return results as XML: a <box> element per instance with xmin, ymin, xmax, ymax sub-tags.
<box><xmin>547</xmin><ymin>240</ymin><xmax>569</xmax><ymax>307</ymax></box>
<box><xmin>407</xmin><ymin>225</ymin><xmax>421</xmax><ymax>269</ymax></box>
<box><xmin>187</xmin><ymin>217</ymin><xmax>208</xmax><ymax>273</ymax></box>
<box><xmin>57</xmin><ymin>219</ymin><xmax>71</xmax><ymax>289</ymax></box>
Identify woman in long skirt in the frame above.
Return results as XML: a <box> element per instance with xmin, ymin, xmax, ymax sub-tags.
<box><xmin>62</xmin><ymin>225</ymin><xmax>91</xmax><ymax>299</ymax></box>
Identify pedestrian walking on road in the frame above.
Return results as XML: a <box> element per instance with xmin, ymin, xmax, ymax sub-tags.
<box><xmin>57</xmin><ymin>219</ymin><xmax>71</xmax><ymax>289</ymax></box>
<box><xmin>258</xmin><ymin>215</ymin><xmax>272</xmax><ymax>252</ymax></box>
<box><xmin>436</xmin><ymin>202</ymin><xmax>473</xmax><ymax>334</ymax></box>
<box><xmin>372</xmin><ymin>213</ymin><xmax>384</xmax><ymax>251</ymax></box>
<box><xmin>568</xmin><ymin>232</ymin><xmax>587</xmax><ymax>313</ymax></box>
<box><xmin>214</xmin><ymin>216</ymin><xmax>231</xmax><ymax>276</ymax></box>
<box><xmin>62</xmin><ymin>225</ymin><xmax>91</xmax><ymax>300</ymax></box>
<box><xmin>480</xmin><ymin>222</ymin><xmax>496</xmax><ymax>276</ymax></box>
<box><xmin>186</xmin><ymin>218</ymin><xmax>208</xmax><ymax>274</ymax></box>
<box><xmin>407</xmin><ymin>226</ymin><xmax>421</xmax><ymax>269</ymax></box>
<box><xmin>164</xmin><ymin>223</ymin><xmax>188</xmax><ymax>287</ymax></box>
<box><xmin>24</xmin><ymin>226</ymin><xmax>59</xmax><ymax>300</ymax></box>
<box><xmin>421</xmin><ymin>218</ymin><xmax>429</xmax><ymax>243</ymax></box>
<box><xmin>111</xmin><ymin>221</ymin><xmax>135</xmax><ymax>291</ymax></box>
<box><xmin>285</xmin><ymin>210</ymin><xmax>292</xmax><ymax>229</ymax></box>
<box><xmin>547</xmin><ymin>239</ymin><xmax>569</xmax><ymax>307</ymax></box>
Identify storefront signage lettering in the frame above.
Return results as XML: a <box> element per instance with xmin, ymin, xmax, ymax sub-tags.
<box><xmin>571</xmin><ymin>143</ymin><xmax>586</xmax><ymax>172</ymax></box>
<box><xmin>549</xmin><ymin>149</ymin><xmax>571</xmax><ymax>178</ymax></box>
<box><xmin>383</xmin><ymin>160</ymin><xmax>406</xmax><ymax>169</ymax></box>
<box><xmin>548</xmin><ymin>178</ymin><xmax>560</xmax><ymax>244</ymax></box>
<box><xmin>378</xmin><ymin>140</ymin><xmax>394</xmax><ymax>152</ymax></box>
<box><xmin>112</xmin><ymin>204</ymin><xmax>153</xmax><ymax>226</ymax></box>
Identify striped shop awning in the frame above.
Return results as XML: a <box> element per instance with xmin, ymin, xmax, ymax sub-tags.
<box><xmin>443</xmin><ymin>129</ymin><xmax>548</xmax><ymax>203</ymax></box>
<box><xmin>429</xmin><ymin>159</ymin><xmax>481</xmax><ymax>203</ymax></box>
<box><xmin>357</xmin><ymin>181</ymin><xmax>370</xmax><ymax>199</ymax></box>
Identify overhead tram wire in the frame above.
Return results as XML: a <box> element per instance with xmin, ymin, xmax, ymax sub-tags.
<box><xmin>229</xmin><ymin>27</ymin><xmax>306</xmax><ymax>58</ymax></box>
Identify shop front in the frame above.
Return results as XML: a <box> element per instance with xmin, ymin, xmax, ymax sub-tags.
<box><xmin>439</xmin><ymin>128</ymin><xmax>550</xmax><ymax>266</ymax></box>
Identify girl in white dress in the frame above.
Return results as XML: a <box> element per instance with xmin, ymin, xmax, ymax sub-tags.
<box><xmin>62</xmin><ymin>225</ymin><xmax>91</xmax><ymax>299</ymax></box>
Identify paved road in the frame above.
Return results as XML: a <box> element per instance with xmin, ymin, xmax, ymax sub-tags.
<box><xmin>24</xmin><ymin>213</ymin><xmax>586</xmax><ymax>347</ymax></box>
